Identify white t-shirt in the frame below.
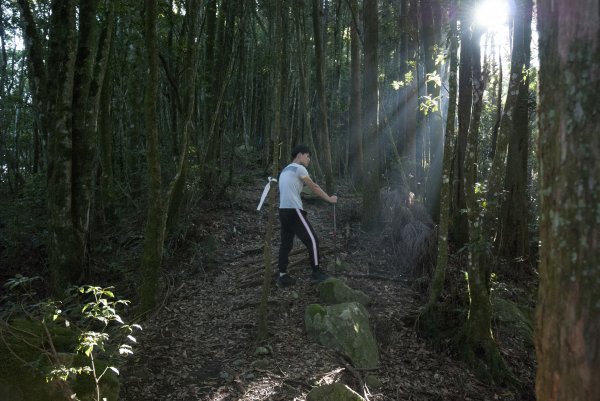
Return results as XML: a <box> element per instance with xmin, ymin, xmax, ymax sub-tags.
<box><xmin>279</xmin><ymin>163</ymin><xmax>309</xmax><ymax>209</ymax></box>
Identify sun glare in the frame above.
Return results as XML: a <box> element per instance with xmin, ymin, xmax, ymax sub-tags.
<box><xmin>474</xmin><ymin>0</ymin><xmax>510</xmax><ymax>31</ymax></box>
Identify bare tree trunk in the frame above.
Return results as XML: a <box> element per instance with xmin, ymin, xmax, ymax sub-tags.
<box><xmin>427</xmin><ymin>8</ymin><xmax>457</xmax><ymax>306</ymax></box>
<box><xmin>166</xmin><ymin>1</ymin><xmax>202</xmax><ymax>231</ymax></box>
<box><xmin>535</xmin><ymin>0</ymin><xmax>600</xmax><ymax>398</ymax></box>
<box><xmin>421</xmin><ymin>0</ymin><xmax>444</xmax><ymax>221</ymax></box>
<box><xmin>450</xmin><ymin>0</ymin><xmax>472</xmax><ymax>246</ymax></box>
<box><xmin>257</xmin><ymin>0</ymin><xmax>285</xmax><ymax>341</ymax></box>
<box><xmin>139</xmin><ymin>0</ymin><xmax>202</xmax><ymax>313</ymax></box>
<box><xmin>72</xmin><ymin>0</ymin><xmax>113</xmax><ymax>274</ymax></box>
<box><xmin>361</xmin><ymin>0</ymin><xmax>380</xmax><ymax>230</ymax></box>
<box><xmin>139</xmin><ymin>0</ymin><xmax>165</xmax><ymax>313</ymax></box>
<box><xmin>497</xmin><ymin>0</ymin><xmax>533</xmax><ymax>271</ymax></box>
<box><xmin>312</xmin><ymin>0</ymin><xmax>334</xmax><ymax>193</ymax></box>
<box><xmin>348</xmin><ymin>0</ymin><xmax>363</xmax><ymax>188</ymax></box>
<box><xmin>484</xmin><ymin>0</ymin><xmax>530</xmax><ymax>251</ymax></box>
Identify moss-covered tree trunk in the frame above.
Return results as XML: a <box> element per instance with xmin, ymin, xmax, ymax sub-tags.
<box><xmin>361</xmin><ymin>0</ymin><xmax>380</xmax><ymax>231</ymax></box>
<box><xmin>139</xmin><ymin>0</ymin><xmax>201</xmax><ymax>313</ymax></box>
<box><xmin>535</xmin><ymin>0</ymin><xmax>600</xmax><ymax>398</ymax></box>
<box><xmin>45</xmin><ymin>0</ymin><xmax>78</xmax><ymax>293</ymax></box>
<box><xmin>18</xmin><ymin>0</ymin><xmax>112</xmax><ymax>293</ymax></box>
<box><xmin>462</xmin><ymin>26</ymin><xmax>511</xmax><ymax>384</ymax></box>
<box><xmin>16</xmin><ymin>0</ymin><xmax>49</xmax><ymax>171</ymax></box>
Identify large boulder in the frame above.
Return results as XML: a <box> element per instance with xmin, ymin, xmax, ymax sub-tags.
<box><xmin>305</xmin><ymin>302</ymin><xmax>379</xmax><ymax>369</ymax></box>
<box><xmin>306</xmin><ymin>382</ymin><xmax>365</xmax><ymax>401</ymax></box>
<box><xmin>317</xmin><ymin>278</ymin><xmax>371</xmax><ymax>306</ymax></box>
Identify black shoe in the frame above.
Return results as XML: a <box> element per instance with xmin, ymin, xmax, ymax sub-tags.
<box><xmin>276</xmin><ymin>274</ymin><xmax>297</xmax><ymax>287</ymax></box>
<box><xmin>311</xmin><ymin>268</ymin><xmax>330</xmax><ymax>282</ymax></box>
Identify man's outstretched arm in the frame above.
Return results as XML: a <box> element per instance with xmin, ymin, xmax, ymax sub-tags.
<box><xmin>302</xmin><ymin>176</ymin><xmax>338</xmax><ymax>204</ymax></box>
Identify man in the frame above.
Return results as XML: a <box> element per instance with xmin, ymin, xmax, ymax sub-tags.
<box><xmin>277</xmin><ymin>144</ymin><xmax>338</xmax><ymax>287</ymax></box>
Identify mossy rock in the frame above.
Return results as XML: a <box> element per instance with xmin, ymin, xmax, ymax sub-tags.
<box><xmin>0</xmin><ymin>318</ymin><xmax>120</xmax><ymax>401</ymax></box>
<box><xmin>305</xmin><ymin>302</ymin><xmax>379</xmax><ymax>369</ymax></box>
<box><xmin>491</xmin><ymin>296</ymin><xmax>534</xmax><ymax>345</ymax></box>
<box><xmin>306</xmin><ymin>382</ymin><xmax>365</xmax><ymax>401</ymax></box>
<box><xmin>317</xmin><ymin>278</ymin><xmax>371</xmax><ymax>306</ymax></box>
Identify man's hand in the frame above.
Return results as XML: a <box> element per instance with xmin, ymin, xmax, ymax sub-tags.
<box><xmin>329</xmin><ymin>195</ymin><xmax>338</xmax><ymax>204</ymax></box>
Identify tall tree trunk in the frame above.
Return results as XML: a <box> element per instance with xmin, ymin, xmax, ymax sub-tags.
<box><xmin>72</xmin><ymin>0</ymin><xmax>113</xmax><ymax>274</ymax></box>
<box><xmin>361</xmin><ymin>0</ymin><xmax>380</xmax><ymax>230</ymax></box>
<box><xmin>497</xmin><ymin>0</ymin><xmax>533</xmax><ymax>271</ymax></box>
<box><xmin>535</xmin><ymin>0</ymin><xmax>600</xmax><ymax>399</ymax></box>
<box><xmin>348</xmin><ymin>0</ymin><xmax>363</xmax><ymax>188</ymax></box>
<box><xmin>257</xmin><ymin>0</ymin><xmax>285</xmax><ymax>342</ymax></box>
<box><xmin>166</xmin><ymin>1</ymin><xmax>202</xmax><ymax>231</ymax></box>
<box><xmin>450</xmin><ymin>0</ymin><xmax>472</xmax><ymax>246</ymax></box>
<box><xmin>17</xmin><ymin>0</ymin><xmax>49</xmax><ymax>170</ymax></box>
<box><xmin>489</xmin><ymin>50</ymin><xmax>502</xmax><ymax>160</ymax></box>
<box><xmin>99</xmin><ymin>46</ymin><xmax>115</xmax><ymax>220</ymax></box>
<box><xmin>421</xmin><ymin>0</ymin><xmax>444</xmax><ymax>221</ymax></box>
<box><xmin>45</xmin><ymin>0</ymin><xmax>78</xmax><ymax>293</ymax></box>
<box><xmin>295</xmin><ymin>3</ymin><xmax>323</xmax><ymax>177</ymax></box>
<box><xmin>483</xmin><ymin>0</ymin><xmax>530</xmax><ymax>251</ymax></box>
<box><xmin>462</xmin><ymin>26</ymin><xmax>511</xmax><ymax>383</ymax></box>
<box><xmin>139</xmin><ymin>0</ymin><xmax>165</xmax><ymax>313</ymax></box>
<box><xmin>18</xmin><ymin>0</ymin><xmax>112</xmax><ymax>292</ymax></box>
<box><xmin>427</xmin><ymin>8</ymin><xmax>457</xmax><ymax>306</ymax></box>
<box><xmin>139</xmin><ymin>0</ymin><xmax>202</xmax><ymax>313</ymax></box>
<box><xmin>312</xmin><ymin>0</ymin><xmax>334</xmax><ymax>193</ymax></box>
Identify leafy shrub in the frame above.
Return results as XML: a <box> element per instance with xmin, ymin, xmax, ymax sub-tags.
<box><xmin>0</xmin><ymin>277</ymin><xmax>141</xmax><ymax>401</ymax></box>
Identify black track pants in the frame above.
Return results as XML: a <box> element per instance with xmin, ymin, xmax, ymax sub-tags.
<box><xmin>278</xmin><ymin>208</ymin><xmax>320</xmax><ymax>273</ymax></box>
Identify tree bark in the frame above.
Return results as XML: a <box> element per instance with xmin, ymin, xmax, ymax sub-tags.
<box><xmin>427</xmin><ymin>8</ymin><xmax>457</xmax><ymax>306</ymax></box>
<box><xmin>421</xmin><ymin>0</ymin><xmax>444</xmax><ymax>221</ymax></box>
<box><xmin>535</xmin><ymin>0</ymin><xmax>600</xmax><ymax>399</ymax></box>
<box><xmin>361</xmin><ymin>0</ymin><xmax>380</xmax><ymax>230</ymax></box>
<box><xmin>348</xmin><ymin>0</ymin><xmax>363</xmax><ymax>188</ymax></box>
<box><xmin>312</xmin><ymin>0</ymin><xmax>334</xmax><ymax>193</ymax></box>
<box><xmin>484</xmin><ymin>0</ymin><xmax>530</xmax><ymax>251</ymax></box>
<box><xmin>257</xmin><ymin>0</ymin><xmax>285</xmax><ymax>342</ymax></box>
<box><xmin>462</xmin><ymin>26</ymin><xmax>511</xmax><ymax>383</ymax></box>
<box><xmin>139</xmin><ymin>0</ymin><xmax>165</xmax><ymax>313</ymax></box>
<box><xmin>497</xmin><ymin>0</ymin><xmax>533</xmax><ymax>270</ymax></box>
<box><xmin>450</xmin><ymin>0</ymin><xmax>472</xmax><ymax>246</ymax></box>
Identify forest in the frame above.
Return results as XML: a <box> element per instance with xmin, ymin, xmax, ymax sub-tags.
<box><xmin>0</xmin><ymin>0</ymin><xmax>598</xmax><ymax>400</ymax></box>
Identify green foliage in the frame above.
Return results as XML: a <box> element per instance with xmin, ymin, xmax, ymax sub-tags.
<box><xmin>0</xmin><ymin>278</ymin><xmax>141</xmax><ymax>401</ymax></box>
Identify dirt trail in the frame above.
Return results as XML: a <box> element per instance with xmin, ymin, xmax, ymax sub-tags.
<box><xmin>120</xmin><ymin>180</ymin><xmax>527</xmax><ymax>401</ymax></box>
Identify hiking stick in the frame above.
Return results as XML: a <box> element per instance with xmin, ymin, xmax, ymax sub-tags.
<box><xmin>333</xmin><ymin>201</ymin><xmax>340</xmax><ymax>269</ymax></box>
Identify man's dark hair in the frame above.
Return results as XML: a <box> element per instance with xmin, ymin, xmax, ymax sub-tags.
<box><xmin>291</xmin><ymin>144</ymin><xmax>310</xmax><ymax>159</ymax></box>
